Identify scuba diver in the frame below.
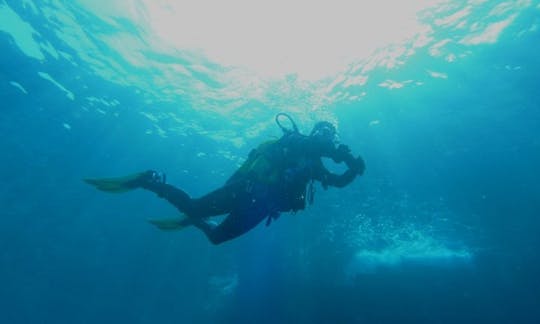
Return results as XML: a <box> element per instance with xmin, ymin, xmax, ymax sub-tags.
<box><xmin>85</xmin><ymin>113</ymin><xmax>365</xmax><ymax>245</ymax></box>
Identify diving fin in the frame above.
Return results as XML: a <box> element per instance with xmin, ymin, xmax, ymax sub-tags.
<box><xmin>147</xmin><ymin>216</ymin><xmax>193</xmax><ymax>231</ymax></box>
<box><xmin>84</xmin><ymin>171</ymin><xmax>150</xmax><ymax>193</ymax></box>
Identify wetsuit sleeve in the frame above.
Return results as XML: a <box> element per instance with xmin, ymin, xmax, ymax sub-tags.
<box><xmin>313</xmin><ymin>159</ymin><xmax>358</xmax><ymax>188</ymax></box>
<box><xmin>285</xmin><ymin>134</ymin><xmax>364</xmax><ymax>187</ymax></box>
<box><xmin>311</xmin><ymin>142</ymin><xmax>365</xmax><ymax>188</ymax></box>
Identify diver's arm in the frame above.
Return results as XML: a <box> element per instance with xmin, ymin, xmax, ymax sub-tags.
<box><xmin>319</xmin><ymin>168</ymin><xmax>358</xmax><ymax>188</ymax></box>
<box><xmin>314</xmin><ymin>153</ymin><xmax>365</xmax><ymax>189</ymax></box>
<box><xmin>287</xmin><ymin>133</ymin><xmax>365</xmax><ymax>184</ymax></box>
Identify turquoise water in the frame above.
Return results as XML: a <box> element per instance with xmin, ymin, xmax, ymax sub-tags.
<box><xmin>1</xmin><ymin>1</ymin><xmax>539</xmax><ymax>323</ymax></box>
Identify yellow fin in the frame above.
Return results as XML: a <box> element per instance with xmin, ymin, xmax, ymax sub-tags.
<box><xmin>147</xmin><ymin>216</ymin><xmax>193</xmax><ymax>231</ymax></box>
<box><xmin>84</xmin><ymin>172</ymin><xmax>147</xmax><ymax>193</ymax></box>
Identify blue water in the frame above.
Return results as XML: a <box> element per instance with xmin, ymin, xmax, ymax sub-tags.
<box><xmin>1</xmin><ymin>1</ymin><xmax>540</xmax><ymax>323</ymax></box>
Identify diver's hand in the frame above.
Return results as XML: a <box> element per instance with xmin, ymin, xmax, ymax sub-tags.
<box><xmin>349</xmin><ymin>155</ymin><xmax>365</xmax><ymax>176</ymax></box>
<box><xmin>333</xmin><ymin>144</ymin><xmax>351</xmax><ymax>163</ymax></box>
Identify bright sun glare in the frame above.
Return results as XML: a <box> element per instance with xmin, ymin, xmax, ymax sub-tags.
<box><xmin>78</xmin><ymin>0</ymin><xmax>445</xmax><ymax>80</ymax></box>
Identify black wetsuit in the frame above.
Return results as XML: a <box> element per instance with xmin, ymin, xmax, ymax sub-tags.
<box><xmin>143</xmin><ymin>132</ymin><xmax>361</xmax><ymax>244</ymax></box>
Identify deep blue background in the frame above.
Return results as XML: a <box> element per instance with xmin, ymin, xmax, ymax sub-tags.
<box><xmin>1</xmin><ymin>1</ymin><xmax>540</xmax><ymax>323</ymax></box>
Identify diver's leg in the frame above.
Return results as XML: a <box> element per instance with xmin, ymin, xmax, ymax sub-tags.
<box><xmin>141</xmin><ymin>171</ymin><xmax>247</xmax><ymax>218</ymax></box>
<box><xmin>194</xmin><ymin>208</ymin><xmax>269</xmax><ymax>245</ymax></box>
<box><xmin>135</xmin><ymin>171</ymin><xmax>195</xmax><ymax>213</ymax></box>
<box><xmin>188</xmin><ymin>181</ymin><xmax>247</xmax><ymax>217</ymax></box>
<box><xmin>143</xmin><ymin>182</ymin><xmax>193</xmax><ymax>211</ymax></box>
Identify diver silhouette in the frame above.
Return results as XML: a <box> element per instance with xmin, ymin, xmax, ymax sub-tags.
<box><xmin>85</xmin><ymin>113</ymin><xmax>365</xmax><ymax>244</ymax></box>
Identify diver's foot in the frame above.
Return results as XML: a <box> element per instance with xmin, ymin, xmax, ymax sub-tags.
<box><xmin>84</xmin><ymin>171</ymin><xmax>165</xmax><ymax>193</ymax></box>
<box><xmin>192</xmin><ymin>218</ymin><xmax>218</xmax><ymax>231</ymax></box>
<box><xmin>135</xmin><ymin>170</ymin><xmax>167</xmax><ymax>189</ymax></box>
<box><xmin>206</xmin><ymin>219</ymin><xmax>218</xmax><ymax>229</ymax></box>
<box><xmin>148</xmin><ymin>215</ymin><xmax>193</xmax><ymax>231</ymax></box>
